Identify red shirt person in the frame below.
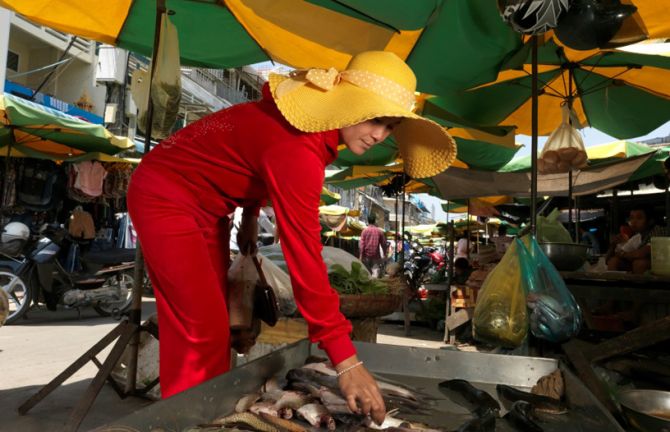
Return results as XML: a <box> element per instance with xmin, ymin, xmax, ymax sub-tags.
<box><xmin>359</xmin><ymin>214</ymin><xmax>387</xmax><ymax>276</ymax></box>
<box><xmin>127</xmin><ymin>51</ymin><xmax>456</xmax><ymax>422</ymax></box>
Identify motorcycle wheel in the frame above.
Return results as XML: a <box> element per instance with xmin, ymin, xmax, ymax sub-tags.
<box><xmin>0</xmin><ymin>269</ymin><xmax>32</xmax><ymax>325</ymax></box>
<box><xmin>93</xmin><ymin>270</ymin><xmax>134</xmax><ymax>317</ymax></box>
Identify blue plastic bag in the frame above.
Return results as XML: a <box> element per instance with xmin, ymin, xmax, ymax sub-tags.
<box><xmin>516</xmin><ymin>236</ymin><xmax>582</xmax><ymax>342</ymax></box>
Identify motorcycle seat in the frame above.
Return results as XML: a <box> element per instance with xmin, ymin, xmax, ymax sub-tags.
<box><xmin>83</xmin><ymin>248</ymin><xmax>136</xmax><ymax>265</ymax></box>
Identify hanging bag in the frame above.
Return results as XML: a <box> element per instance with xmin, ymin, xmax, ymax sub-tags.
<box><xmin>538</xmin><ymin>105</ymin><xmax>588</xmax><ymax>174</ymax></box>
<box><xmin>473</xmin><ymin>240</ymin><xmax>529</xmax><ymax>348</ymax></box>
<box><xmin>517</xmin><ymin>236</ymin><xmax>582</xmax><ymax>343</ymax></box>
<box><xmin>133</xmin><ymin>13</ymin><xmax>181</xmax><ymax>140</ymax></box>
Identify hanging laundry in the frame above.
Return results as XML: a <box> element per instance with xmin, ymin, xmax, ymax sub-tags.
<box><xmin>68</xmin><ymin>207</ymin><xmax>96</xmax><ymax>240</ymax></box>
<box><xmin>73</xmin><ymin>161</ymin><xmax>108</xmax><ymax>198</ymax></box>
<box><xmin>17</xmin><ymin>160</ymin><xmax>63</xmax><ymax>210</ymax></box>
<box><xmin>116</xmin><ymin>212</ymin><xmax>137</xmax><ymax>248</ymax></box>
<box><xmin>102</xmin><ymin>163</ymin><xmax>133</xmax><ymax>198</ymax></box>
<box><xmin>1</xmin><ymin>160</ymin><xmax>18</xmax><ymax>208</ymax></box>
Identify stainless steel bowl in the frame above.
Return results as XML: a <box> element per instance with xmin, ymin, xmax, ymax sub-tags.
<box><xmin>620</xmin><ymin>389</ymin><xmax>670</xmax><ymax>432</ymax></box>
<box><xmin>538</xmin><ymin>242</ymin><xmax>589</xmax><ymax>271</ymax></box>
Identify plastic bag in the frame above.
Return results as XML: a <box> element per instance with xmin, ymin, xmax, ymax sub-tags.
<box><xmin>473</xmin><ymin>239</ymin><xmax>528</xmax><ymax>348</ymax></box>
<box><xmin>537</xmin><ymin>208</ymin><xmax>573</xmax><ymax>243</ymax></box>
<box><xmin>517</xmin><ymin>236</ymin><xmax>582</xmax><ymax>343</ymax></box>
<box><xmin>136</xmin><ymin>13</ymin><xmax>181</xmax><ymax>139</ymax></box>
<box><xmin>227</xmin><ymin>254</ymin><xmax>257</xmax><ymax>329</ymax></box>
<box><xmin>538</xmin><ymin>105</ymin><xmax>587</xmax><ymax>174</ymax></box>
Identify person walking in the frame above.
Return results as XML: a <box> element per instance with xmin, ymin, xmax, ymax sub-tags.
<box><xmin>127</xmin><ymin>51</ymin><xmax>456</xmax><ymax>422</ymax></box>
<box><xmin>359</xmin><ymin>214</ymin><xmax>387</xmax><ymax>277</ymax></box>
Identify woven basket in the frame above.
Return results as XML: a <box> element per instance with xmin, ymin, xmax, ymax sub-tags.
<box><xmin>339</xmin><ymin>293</ymin><xmax>402</xmax><ymax>318</ymax></box>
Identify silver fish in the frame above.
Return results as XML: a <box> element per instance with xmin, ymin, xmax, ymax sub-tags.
<box><xmin>274</xmin><ymin>390</ymin><xmax>313</xmax><ymax>410</ymax></box>
<box><xmin>249</xmin><ymin>401</ymin><xmax>280</xmax><ymax>418</ymax></box>
<box><xmin>235</xmin><ymin>392</ymin><xmax>262</xmax><ymax>413</ymax></box>
<box><xmin>208</xmin><ymin>412</ymin><xmax>281</xmax><ymax>432</ymax></box>
<box><xmin>301</xmin><ymin>362</ymin><xmax>337</xmax><ymax>376</ymax></box>
<box><xmin>296</xmin><ymin>403</ymin><xmax>336</xmax><ymax>430</ymax></box>
<box><xmin>318</xmin><ymin>387</ymin><xmax>353</xmax><ymax>415</ymax></box>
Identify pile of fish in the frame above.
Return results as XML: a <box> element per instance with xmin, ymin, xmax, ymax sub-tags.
<box><xmin>182</xmin><ymin>360</ymin><xmax>569</xmax><ymax>432</ymax></box>
<box><xmin>438</xmin><ymin>379</ymin><xmax>568</xmax><ymax>432</ymax></box>
<box><xmin>190</xmin><ymin>360</ymin><xmax>440</xmax><ymax>432</ymax></box>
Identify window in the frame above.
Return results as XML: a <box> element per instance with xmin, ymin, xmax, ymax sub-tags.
<box><xmin>7</xmin><ymin>51</ymin><xmax>19</xmax><ymax>72</ymax></box>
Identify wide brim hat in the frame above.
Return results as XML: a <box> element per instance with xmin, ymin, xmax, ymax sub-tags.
<box><xmin>268</xmin><ymin>51</ymin><xmax>457</xmax><ymax>179</ymax></box>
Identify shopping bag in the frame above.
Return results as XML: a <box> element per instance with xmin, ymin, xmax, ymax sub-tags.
<box><xmin>517</xmin><ymin>236</ymin><xmax>582</xmax><ymax>343</ymax></box>
<box><xmin>538</xmin><ymin>105</ymin><xmax>587</xmax><ymax>174</ymax></box>
<box><xmin>136</xmin><ymin>13</ymin><xmax>181</xmax><ymax>139</ymax></box>
<box><xmin>473</xmin><ymin>239</ymin><xmax>528</xmax><ymax>348</ymax></box>
<box><xmin>537</xmin><ymin>208</ymin><xmax>573</xmax><ymax>244</ymax></box>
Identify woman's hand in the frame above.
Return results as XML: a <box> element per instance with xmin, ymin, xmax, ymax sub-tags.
<box><xmin>237</xmin><ymin>213</ymin><xmax>258</xmax><ymax>256</ymax></box>
<box><xmin>336</xmin><ymin>355</ymin><xmax>386</xmax><ymax>424</ymax></box>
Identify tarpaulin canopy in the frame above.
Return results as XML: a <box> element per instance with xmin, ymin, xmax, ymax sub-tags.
<box><xmin>0</xmin><ymin>93</ymin><xmax>134</xmax><ymax>160</ymax></box>
<box><xmin>433</xmin><ymin>153</ymin><xmax>653</xmax><ymax>200</ymax></box>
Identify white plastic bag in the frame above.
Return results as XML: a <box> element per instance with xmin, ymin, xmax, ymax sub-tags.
<box><xmin>538</xmin><ymin>105</ymin><xmax>587</xmax><ymax>174</ymax></box>
<box><xmin>136</xmin><ymin>13</ymin><xmax>181</xmax><ymax>139</ymax></box>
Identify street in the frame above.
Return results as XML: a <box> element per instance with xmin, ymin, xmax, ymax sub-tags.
<box><xmin>0</xmin><ymin>299</ymin><xmax>444</xmax><ymax>431</ymax></box>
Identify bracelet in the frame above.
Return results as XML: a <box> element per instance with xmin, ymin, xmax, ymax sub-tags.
<box><xmin>336</xmin><ymin>361</ymin><xmax>364</xmax><ymax>377</ymax></box>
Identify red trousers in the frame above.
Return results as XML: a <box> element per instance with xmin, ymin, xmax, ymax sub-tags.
<box><xmin>127</xmin><ymin>177</ymin><xmax>232</xmax><ymax>399</ymax></box>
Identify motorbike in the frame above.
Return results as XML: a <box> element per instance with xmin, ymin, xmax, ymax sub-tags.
<box><xmin>0</xmin><ymin>222</ymin><xmax>136</xmax><ymax>325</ymax></box>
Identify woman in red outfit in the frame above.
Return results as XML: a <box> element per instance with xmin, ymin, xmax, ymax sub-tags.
<box><xmin>127</xmin><ymin>51</ymin><xmax>456</xmax><ymax>423</ymax></box>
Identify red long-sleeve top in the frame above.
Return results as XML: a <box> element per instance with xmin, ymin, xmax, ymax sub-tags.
<box><xmin>134</xmin><ymin>84</ymin><xmax>355</xmax><ymax>365</ymax></box>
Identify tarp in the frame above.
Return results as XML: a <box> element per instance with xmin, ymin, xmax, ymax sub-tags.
<box><xmin>433</xmin><ymin>153</ymin><xmax>653</xmax><ymax>200</ymax></box>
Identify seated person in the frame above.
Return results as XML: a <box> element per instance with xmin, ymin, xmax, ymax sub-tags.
<box><xmin>579</xmin><ymin>227</ymin><xmax>601</xmax><ymax>257</ymax></box>
<box><xmin>452</xmin><ymin>257</ymin><xmax>472</xmax><ymax>285</ymax></box>
<box><xmin>606</xmin><ymin>206</ymin><xmax>667</xmax><ymax>274</ymax></box>
<box><xmin>492</xmin><ymin>224</ymin><xmax>513</xmax><ymax>258</ymax></box>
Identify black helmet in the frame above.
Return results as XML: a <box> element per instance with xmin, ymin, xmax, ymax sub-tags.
<box><xmin>555</xmin><ymin>0</ymin><xmax>637</xmax><ymax>50</ymax></box>
<box><xmin>498</xmin><ymin>0</ymin><xmax>571</xmax><ymax>35</ymax></box>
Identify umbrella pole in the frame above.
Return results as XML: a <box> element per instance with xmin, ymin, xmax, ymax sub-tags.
<box><xmin>126</xmin><ymin>0</ymin><xmax>167</xmax><ymax>397</ymax></box>
<box><xmin>394</xmin><ymin>192</ymin><xmax>399</xmax><ymax>262</ymax></box>
<box><xmin>576</xmin><ymin>196</ymin><xmax>581</xmax><ymax>243</ymax></box>
<box><xmin>17</xmin><ymin>3</ymin><xmax>167</xmax><ymax>429</ymax></box>
<box><xmin>530</xmin><ymin>36</ymin><xmax>539</xmax><ymax>234</ymax></box>
<box><xmin>2</xmin><ymin>125</ymin><xmax>13</xmax><ymax>212</ymax></box>
<box><xmin>568</xmin><ymin>169</ymin><xmax>574</xmax><ymax>241</ymax></box>
<box><xmin>401</xmin><ymin>175</ymin><xmax>410</xmax><ymax>336</ymax></box>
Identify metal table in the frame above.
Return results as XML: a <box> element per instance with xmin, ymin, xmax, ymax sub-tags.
<box><xmin>95</xmin><ymin>341</ymin><xmax>623</xmax><ymax>432</ymax></box>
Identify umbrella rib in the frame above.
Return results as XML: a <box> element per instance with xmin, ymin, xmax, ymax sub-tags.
<box><xmin>578</xmin><ymin>68</ymin><xmax>634</xmax><ymax>97</ymax></box>
<box><xmin>514</xmin><ymin>72</ymin><xmax>566</xmax><ymax>99</ymax></box>
<box><xmin>576</xmin><ymin>54</ymin><xmax>606</xmax><ymax>91</ymax></box>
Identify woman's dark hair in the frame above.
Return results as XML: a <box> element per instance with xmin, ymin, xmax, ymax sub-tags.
<box><xmin>367</xmin><ymin>214</ymin><xmax>377</xmax><ymax>225</ymax></box>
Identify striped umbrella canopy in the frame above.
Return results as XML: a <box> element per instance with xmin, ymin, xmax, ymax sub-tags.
<box><xmin>0</xmin><ymin>93</ymin><xmax>134</xmax><ymax>160</ymax></box>
<box><xmin>428</xmin><ymin>36</ymin><xmax>670</xmax><ymax>139</ymax></box>
<box><xmin>0</xmin><ymin>0</ymin><xmax>527</xmax><ymax>95</ymax></box>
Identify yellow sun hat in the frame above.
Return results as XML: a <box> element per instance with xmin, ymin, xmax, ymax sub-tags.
<box><xmin>268</xmin><ymin>51</ymin><xmax>457</xmax><ymax>179</ymax></box>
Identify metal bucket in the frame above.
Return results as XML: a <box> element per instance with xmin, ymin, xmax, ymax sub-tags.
<box><xmin>620</xmin><ymin>389</ymin><xmax>670</xmax><ymax>432</ymax></box>
<box><xmin>539</xmin><ymin>242</ymin><xmax>589</xmax><ymax>271</ymax></box>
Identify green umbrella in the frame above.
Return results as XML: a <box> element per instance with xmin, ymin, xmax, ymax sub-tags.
<box><xmin>429</xmin><ymin>37</ymin><xmax>670</xmax><ymax>139</ymax></box>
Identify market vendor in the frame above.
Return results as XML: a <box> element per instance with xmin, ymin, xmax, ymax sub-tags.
<box><xmin>127</xmin><ymin>51</ymin><xmax>456</xmax><ymax>423</ymax></box>
<box><xmin>606</xmin><ymin>206</ymin><xmax>666</xmax><ymax>274</ymax></box>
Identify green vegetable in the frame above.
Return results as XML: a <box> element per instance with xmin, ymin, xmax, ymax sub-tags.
<box><xmin>328</xmin><ymin>262</ymin><xmax>389</xmax><ymax>295</ymax></box>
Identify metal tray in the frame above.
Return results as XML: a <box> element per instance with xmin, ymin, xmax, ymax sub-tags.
<box><xmin>96</xmin><ymin>341</ymin><xmax>624</xmax><ymax>432</ymax></box>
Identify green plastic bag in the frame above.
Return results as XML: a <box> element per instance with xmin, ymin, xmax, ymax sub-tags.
<box><xmin>537</xmin><ymin>208</ymin><xmax>573</xmax><ymax>243</ymax></box>
<box><xmin>473</xmin><ymin>240</ymin><xmax>528</xmax><ymax>348</ymax></box>
<box><xmin>517</xmin><ymin>236</ymin><xmax>582</xmax><ymax>343</ymax></box>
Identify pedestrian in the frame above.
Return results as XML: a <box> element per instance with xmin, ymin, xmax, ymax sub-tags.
<box><xmin>359</xmin><ymin>214</ymin><xmax>387</xmax><ymax>277</ymax></box>
<box><xmin>127</xmin><ymin>51</ymin><xmax>456</xmax><ymax>423</ymax></box>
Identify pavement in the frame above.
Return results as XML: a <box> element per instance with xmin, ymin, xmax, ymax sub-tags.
<box><xmin>0</xmin><ymin>299</ymin><xmax>447</xmax><ymax>432</ymax></box>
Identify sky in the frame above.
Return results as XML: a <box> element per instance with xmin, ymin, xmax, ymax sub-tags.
<box><xmin>419</xmin><ymin>120</ymin><xmax>670</xmax><ymax>223</ymax></box>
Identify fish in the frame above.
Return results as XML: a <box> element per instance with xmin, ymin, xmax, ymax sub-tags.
<box><xmin>496</xmin><ymin>384</ymin><xmax>568</xmax><ymax>414</ymax></box>
<box><xmin>503</xmin><ymin>401</ymin><xmax>544</xmax><ymax>432</ymax></box>
<box><xmin>377</xmin><ymin>381</ymin><xmax>419</xmax><ymax>402</ymax></box>
<box><xmin>287</xmin><ymin>368</ymin><xmax>339</xmax><ymax>390</ymax></box>
<box><xmin>438</xmin><ymin>380</ymin><xmax>500</xmax><ymax>417</ymax></box>
<box><xmin>454</xmin><ymin>409</ymin><xmax>496</xmax><ymax>432</ymax></box>
<box><xmin>274</xmin><ymin>390</ymin><xmax>313</xmax><ymax>410</ymax></box>
<box><xmin>362</xmin><ymin>409</ymin><xmax>411</xmax><ymax>430</ymax></box>
<box><xmin>235</xmin><ymin>392</ymin><xmax>262</xmax><ymax>413</ymax></box>
<box><xmin>296</xmin><ymin>403</ymin><xmax>337</xmax><ymax>430</ymax></box>
<box><xmin>207</xmin><ymin>412</ymin><xmax>281</xmax><ymax>432</ymax></box>
<box><xmin>301</xmin><ymin>362</ymin><xmax>337</xmax><ymax>376</ymax></box>
<box><xmin>259</xmin><ymin>412</ymin><xmax>308</xmax><ymax>432</ymax></box>
<box><xmin>249</xmin><ymin>401</ymin><xmax>293</xmax><ymax>419</ymax></box>
<box><xmin>318</xmin><ymin>387</ymin><xmax>353</xmax><ymax>414</ymax></box>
